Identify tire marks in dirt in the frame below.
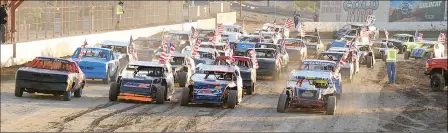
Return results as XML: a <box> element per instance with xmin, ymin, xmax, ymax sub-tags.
<box><xmin>82</xmin><ymin>104</ymin><xmax>145</xmax><ymax>132</ymax></box>
<box><xmin>48</xmin><ymin>102</ymin><xmax>119</xmax><ymax>132</ymax></box>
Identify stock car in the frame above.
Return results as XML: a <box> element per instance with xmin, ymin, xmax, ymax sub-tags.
<box><xmin>109</xmin><ymin>61</ymin><xmax>175</xmax><ymax>104</ymax></box>
<box><xmin>300</xmin><ymin>60</ymin><xmax>343</xmax><ymax>99</ymax></box>
<box><xmin>277</xmin><ymin>70</ymin><xmax>338</xmax><ymax>115</ymax></box>
<box><xmin>299</xmin><ymin>35</ymin><xmax>326</xmax><ymax>59</ymax></box>
<box><xmin>15</xmin><ymin>57</ymin><xmax>86</xmax><ymax>101</ymax></box>
<box><xmin>214</xmin><ymin>56</ymin><xmax>257</xmax><ymax>95</ymax></box>
<box><xmin>99</xmin><ymin>40</ymin><xmax>132</xmax><ymax>61</ymax></box>
<box><xmin>353</xmin><ymin>41</ymin><xmax>375</xmax><ymax>68</ymax></box>
<box><xmin>254</xmin><ymin>43</ymin><xmax>289</xmax><ymax>68</ymax></box>
<box><xmin>133</xmin><ymin>37</ymin><xmax>163</xmax><ymax>61</ymax></box>
<box><xmin>321</xmin><ymin>51</ymin><xmax>356</xmax><ymax>83</ymax></box>
<box><xmin>252</xmin><ymin>48</ymin><xmax>286</xmax><ymax>80</ymax></box>
<box><xmin>222</xmin><ymin>24</ymin><xmax>243</xmax><ymax>43</ymax></box>
<box><xmin>234</xmin><ymin>35</ymin><xmax>264</xmax><ymax>56</ymax></box>
<box><xmin>199</xmin><ymin>42</ymin><xmax>227</xmax><ymax>55</ymax></box>
<box><xmin>167</xmin><ymin>30</ymin><xmax>190</xmax><ymax>52</ymax></box>
<box><xmin>381</xmin><ymin>34</ymin><xmax>416</xmax><ymax>54</ymax></box>
<box><xmin>193</xmin><ymin>47</ymin><xmax>221</xmax><ymax>65</ymax></box>
<box><xmin>404</xmin><ymin>40</ymin><xmax>438</xmax><ymax>60</ymax></box>
<box><xmin>71</xmin><ymin>47</ymin><xmax>121</xmax><ymax>84</ymax></box>
<box><xmin>180</xmin><ymin>64</ymin><xmax>243</xmax><ymax>109</ymax></box>
<box><xmin>277</xmin><ymin>38</ymin><xmax>307</xmax><ymax>63</ymax></box>
<box><xmin>155</xmin><ymin>51</ymin><xmax>197</xmax><ymax>87</ymax></box>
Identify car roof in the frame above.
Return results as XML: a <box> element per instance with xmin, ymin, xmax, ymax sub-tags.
<box><xmin>128</xmin><ymin>61</ymin><xmax>165</xmax><ymax>67</ymax></box>
<box><xmin>200</xmin><ymin>42</ymin><xmax>226</xmax><ymax>46</ymax></box>
<box><xmin>134</xmin><ymin>37</ymin><xmax>162</xmax><ymax>41</ymax></box>
<box><xmin>168</xmin><ymin>30</ymin><xmax>190</xmax><ymax>35</ymax></box>
<box><xmin>291</xmin><ymin>70</ymin><xmax>333</xmax><ymax>80</ymax></box>
<box><xmin>216</xmin><ymin>56</ymin><xmax>250</xmax><ymax>61</ymax></box>
<box><xmin>99</xmin><ymin>40</ymin><xmax>129</xmax><ymax>47</ymax></box>
<box><xmin>302</xmin><ymin>60</ymin><xmax>337</xmax><ymax>66</ymax></box>
<box><xmin>197</xmin><ymin>47</ymin><xmax>217</xmax><ymax>52</ymax></box>
<box><xmin>394</xmin><ymin>34</ymin><xmax>413</xmax><ymax>37</ymax></box>
<box><xmin>35</xmin><ymin>56</ymin><xmax>74</xmax><ymax>63</ymax></box>
<box><xmin>80</xmin><ymin>47</ymin><xmax>112</xmax><ymax>51</ymax></box>
<box><xmin>200</xmin><ymin>64</ymin><xmax>236</xmax><ymax>73</ymax></box>
<box><xmin>223</xmin><ymin>25</ymin><xmax>241</xmax><ymax>28</ymax></box>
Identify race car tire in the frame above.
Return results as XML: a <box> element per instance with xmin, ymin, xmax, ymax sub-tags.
<box><xmin>74</xmin><ymin>88</ymin><xmax>82</xmax><ymax>98</ymax></box>
<box><xmin>180</xmin><ymin>87</ymin><xmax>190</xmax><ymax>106</ymax></box>
<box><xmin>326</xmin><ymin>96</ymin><xmax>336</xmax><ymax>115</ymax></box>
<box><xmin>15</xmin><ymin>86</ymin><xmax>23</xmax><ymax>97</ymax></box>
<box><xmin>109</xmin><ymin>82</ymin><xmax>119</xmax><ymax>101</ymax></box>
<box><xmin>246</xmin><ymin>83</ymin><xmax>255</xmax><ymax>95</ymax></box>
<box><xmin>227</xmin><ymin>90</ymin><xmax>237</xmax><ymax>109</ymax></box>
<box><xmin>62</xmin><ymin>91</ymin><xmax>72</xmax><ymax>101</ymax></box>
<box><xmin>404</xmin><ymin>51</ymin><xmax>410</xmax><ymax>60</ymax></box>
<box><xmin>399</xmin><ymin>46</ymin><xmax>407</xmax><ymax>54</ymax></box>
<box><xmin>430</xmin><ymin>73</ymin><xmax>445</xmax><ymax>91</ymax></box>
<box><xmin>366</xmin><ymin>56</ymin><xmax>373</xmax><ymax>68</ymax></box>
<box><xmin>277</xmin><ymin>93</ymin><xmax>288</xmax><ymax>113</ymax></box>
<box><xmin>424</xmin><ymin>52</ymin><xmax>433</xmax><ymax>60</ymax></box>
<box><xmin>178</xmin><ymin>72</ymin><xmax>187</xmax><ymax>87</ymax></box>
<box><xmin>156</xmin><ymin>87</ymin><xmax>166</xmax><ymax>104</ymax></box>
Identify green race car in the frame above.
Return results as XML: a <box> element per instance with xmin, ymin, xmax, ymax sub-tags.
<box><xmin>404</xmin><ymin>40</ymin><xmax>437</xmax><ymax>60</ymax></box>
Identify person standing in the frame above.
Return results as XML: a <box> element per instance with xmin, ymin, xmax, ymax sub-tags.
<box><xmin>115</xmin><ymin>1</ymin><xmax>124</xmax><ymax>30</ymax></box>
<box><xmin>0</xmin><ymin>4</ymin><xmax>7</xmax><ymax>44</ymax></box>
<box><xmin>385</xmin><ymin>43</ymin><xmax>398</xmax><ymax>84</ymax></box>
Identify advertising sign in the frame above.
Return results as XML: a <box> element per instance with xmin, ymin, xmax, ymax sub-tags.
<box><xmin>389</xmin><ymin>1</ymin><xmax>446</xmax><ymax>22</ymax></box>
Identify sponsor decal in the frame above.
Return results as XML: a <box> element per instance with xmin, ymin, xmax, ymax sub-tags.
<box><xmin>123</xmin><ymin>82</ymin><xmax>151</xmax><ymax>88</ymax></box>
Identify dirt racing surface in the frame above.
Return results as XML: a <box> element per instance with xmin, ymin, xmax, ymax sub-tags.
<box><xmin>2</xmin><ymin>35</ymin><xmax>446</xmax><ymax>132</ymax></box>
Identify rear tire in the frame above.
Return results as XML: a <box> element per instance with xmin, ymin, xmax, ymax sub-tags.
<box><xmin>74</xmin><ymin>88</ymin><xmax>82</xmax><ymax>98</ymax></box>
<box><xmin>246</xmin><ymin>83</ymin><xmax>255</xmax><ymax>95</ymax></box>
<box><xmin>430</xmin><ymin>73</ymin><xmax>445</xmax><ymax>91</ymax></box>
<box><xmin>227</xmin><ymin>90</ymin><xmax>237</xmax><ymax>109</ymax></box>
<box><xmin>62</xmin><ymin>91</ymin><xmax>71</xmax><ymax>101</ymax></box>
<box><xmin>277</xmin><ymin>93</ymin><xmax>288</xmax><ymax>113</ymax></box>
<box><xmin>366</xmin><ymin>56</ymin><xmax>373</xmax><ymax>68</ymax></box>
<box><xmin>109</xmin><ymin>82</ymin><xmax>119</xmax><ymax>101</ymax></box>
<box><xmin>404</xmin><ymin>51</ymin><xmax>410</xmax><ymax>60</ymax></box>
<box><xmin>326</xmin><ymin>96</ymin><xmax>336</xmax><ymax>115</ymax></box>
<box><xmin>15</xmin><ymin>86</ymin><xmax>23</xmax><ymax>97</ymax></box>
<box><xmin>156</xmin><ymin>87</ymin><xmax>166</xmax><ymax>104</ymax></box>
<box><xmin>180</xmin><ymin>87</ymin><xmax>190</xmax><ymax>106</ymax></box>
<box><xmin>178</xmin><ymin>72</ymin><xmax>187</xmax><ymax>87</ymax></box>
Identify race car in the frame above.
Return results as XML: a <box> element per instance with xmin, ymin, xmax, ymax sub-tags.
<box><xmin>109</xmin><ymin>61</ymin><xmax>175</xmax><ymax>104</ymax></box>
<box><xmin>276</xmin><ymin>38</ymin><xmax>307</xmax><ymax>63</ymax></box>
<box><xmin>254</xmin><ymin>43</ymin><xmax>289</xmax><ymax>69</ymax></box>
<box><xmin>381</xmin><ymin>34</ymin><xmax>416</xmax><ymax>54</ymax></box>
<box><xmin>260</xmin><ymin>31</ymin><xmax>280</xmax><ymax>43</ymax></box>
<box><xmin>166</xmin><ymin>30</ymin><xmax>190</xmax><ymax>52</ymax></box>
<box><xmin>180</xmin><ymin>64</ymin><xmax>243</xmax><ymax>109</ymax></box>
<box><xmin>155</xmin><ymin>51</ymin><xmax>194</xmax><ymax>87</ymax></box>
<box><xmin>214</xmin><ymin>56</ymin><xmax>257</xmax><ymax>95</ymax></box>
<box><xmin>15</xmin><ymin>57</ymin><xmax>86</xmax><ymax>101</ymax></box>
<box><xmin>253</xmin><ymin>48</ymin><xmax>286</xmax><ymax>80</ymax></box>
<box><xmin>353</xmin><ymin>41</ymin><xmax>375</xmax><ymax>68</ymax></box>
<box><xmin>99</xmin><ymin>40</ymin><xmax>133</xmax><ymax>62</ymax></box>
<box><xmin>199</xmin><ymin>42</ymin><xmax>227</xmax><ymax>55</ymax></box>
<box><xmin>193</xmin><ymin>47</ymin><xmax>221</xmax><ymax>65</ymax></box>
<box><xmin>327</xmin><ymin>40</ymin><xmax>351</xmax><ymax>51</ymax></box>
<box><xmin>326</xmin><ymin>46</ymin><xmax>360</xmax><ymax>74</ymax></box>
<box><xmin>222</xmin><ymin>24</ymin><xmax>243</xmax><ymax>43</ymax></box>
<box><xmin>71</xmin><ymin>47</ymin><xmax>121</xmax><ymax>84</ymax></box>
<box><xmin>133</xmin><ymin>37</ymin><xmax>162</xmax><ymax>61</ymax></box>
<box><xmin>277</xmin><ymin>70</ymin><xmax>338</xmax><ymax>115</ymax></box>
<box><xmin>333</xmin><ymin>24</ymin><xmax>364</xmax><ymax>39</ymax></box>
<box><xmin>321</xmin><ymin>50</ymin><xmax>357</xmax><ymax>83</ymax></box>
<box><xmin>404</xmin><ymin>40</ymin><xmax>438</xmax><ymax>60</ymax></box>
<box><xmin>300</xmin><ymin>60</ymin><xmax>342</xmax><ymax>99</ymax></box>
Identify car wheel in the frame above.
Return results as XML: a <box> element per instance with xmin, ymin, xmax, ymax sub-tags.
<box><xmin>178</xmin><ymin>72</ymin><xmax>187</xmax><ymax>87</ymax></box>
<box><xmin>180</xmin><ymin>87</ymin><xmax>190</xmax><ymax>106</ymax></box>
<box><xmin>404</xmin><ymin>51</ymin><xmax>410</xmax><ymax>60</ymax></box>
<box><xmin>227</xmin><ymin>90</ymin><xmax>237</xmax><ymax>109</ymax></box>
<box><xmin>109</xmin><ymin>82</ymin><xmax>119</xmax><ymax>101</ymax></box>
<box><xmin>74</xmin><ymin>83</ymin><xmax>83</xmax><ymax>98</ymax></box>
<box><xmin>62</xmin><ymin>91</ymin><xmax>72</xmax><ymax>101</ymax></box>
<box><xmin>326</xmin><ymin>96</ymin><xmax>336</xmax><ymax>115</ymax></box>
<box><xmin>156</xmin><ymin>87</ymin><xmax>166</xmax><ymax>104</ymax></box>
<box><xmin>366</xmin><ymin>56</ymin><xmax>373</xmax><ymax>68</ymax></box>
<box><xmin>15</xmin><ymin>86</ymin><xmax>23</xmax><ymax>97</ymax></box>
<box><xmin>399</xmin><ymin>46</ymin><xmax>406</xmax><ymax>54</ymax></box>
<box><xmin>430</xmin><ymin>73</ymin><xmax>445</xmax><ymax>91</ymax></box>
<box><xmin>277</xmin><ymin>93</ymin><xmax>288</xmax><ymax>113</ymax></box>
<box><xmin>246</xmin><ymin>84</ymin><xmax>254</xmax><ymax>95</ymax></box>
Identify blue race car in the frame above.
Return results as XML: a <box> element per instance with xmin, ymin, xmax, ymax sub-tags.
<box><xmin>71</xmin><ymin>47</ymin><xmax>121</xmax><ymax>84</ymax></box>
<box><xmin>234</xmin><ymin>35</ymin><xmax>263</xmax><ymax>56</ymax></box>
<box><xmin>180</xmin><ymin>64</ymin><xmax>243</xmax><ymax>109</ymax></box>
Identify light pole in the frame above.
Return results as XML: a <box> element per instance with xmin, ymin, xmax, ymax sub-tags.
<box><xmin>274</xmin><ymin>1</ymin><xmax>277</xmax><ymax>23</ymax></box>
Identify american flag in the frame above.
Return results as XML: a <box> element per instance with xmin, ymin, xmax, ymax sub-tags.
<box><xmin>285</xmin><ymin>17</ymin><xmax>294</xmax><ymax>28</ymax></box>
<box><xmin>384</xmin><ymin>28</ymin><xmax>389</xmax><ymax>41</ymax></box>
<box><xmin>129</xmin><ymin>36</ymin><xmax>138</xmax><ymax>61</ymax></box>
<box><xmin>339</xmin><ymin>52</ymin><xmax>349</xmax><ymax>66</ymax></box>
<box><xmin>217</xmin><ymin>24</ymin><xmax>224</xmax><ymax>35</ymax></box>
<box><xmin>168</xmin><ymin>42</ymin><xmax>176</xmax><ymax>58</ymax></box>
<box><xmin>191</xmin><ymin>38</ymin><xmax>202</xmax><ymax>57</ymax></box>
<box><xmin>438</xmin><ymin>32</ymin><xmax>446</xmax><ymax>44</ymax></box>
<box><xmin>190</xmin><ymin>26</ymin><xmax>199</xmax><ymax>39</ymax></box>
<box><xmin>78</xmin><ymin>39</ymin><xmax>88</xmax><ymax>61</ymax></box>
<box><xmin>159</xmin><ymin>39</ymin><xmax>168</xmax><ymax>64</ymax></box>
<box><xmin>210</xmin><ymin>33</ymin><xmax>217</xmax><ymax>46</ymax></box>
<box><xmin>418</xmin><ymin>32</ymin><xmax>423</xmax><ymax>42</ymax></box>
<box><xmin>280</xmin><ymin>39</ymin><xmax>286</xmax><ymax>47</ymax></box>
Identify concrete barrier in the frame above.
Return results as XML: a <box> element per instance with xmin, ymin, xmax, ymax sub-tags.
<box><xmin>294</xmin><ymin>22</ymin><xmax>447</xmax><ymax>33</ymax></box>
<box><xmin>197</xmin><ymin>18</ymin><xmax>216</xmax><ymax>29</ymax></box>
<box><xmin>216</xmin><ymin>12</ymin><xmax>237</xmax><ymax>25</ymax></box>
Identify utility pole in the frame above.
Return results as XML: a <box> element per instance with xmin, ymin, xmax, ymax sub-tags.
<box><xmin>239</xmin><ymin>0</ymin><xmax>242</xmax><ymax>17</ymax></box>
<box><xmin>274</xmin><ymin>1</ymin><xmax>277</xmax><ymax>23</ymax></box>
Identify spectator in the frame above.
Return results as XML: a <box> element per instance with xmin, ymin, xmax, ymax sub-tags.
<box><xmin>0</xmin><ymin>4</ymin><xmax>7</xmax><ymax>44</ymax></box>
<box><xmin>385</xmin><ymin>43</ymin><xmax>397</xmax><ymax>84</ymax></box>
<box><xmin>115</xmin><ymin>1</ymin><xmax>124</xmax><ymax>30</ymax></box>
<box><xmin>313</xmin><ymin>13</ymin><xmax>318</xmax><ymax>22</ymax></box>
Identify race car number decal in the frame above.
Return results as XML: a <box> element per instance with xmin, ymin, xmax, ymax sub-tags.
<box><xmin>123</xmin><ymin>82</ymin><xmax>151</xmax><ymax>88</ymax></box>
<box><xmin>199</xmin><ymin>89</ymin><xmax>213</xmax><ymax>94</ymax></box>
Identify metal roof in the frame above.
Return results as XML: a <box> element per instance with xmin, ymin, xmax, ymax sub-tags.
<box><xmin>99</xmin><ymin>40</ymin><xmax>129</xmax><ymax>47</ymax></box>
<box><xmin>291</xmin><ymin>70</ymin><xmax>333</xmax><ymax>80</ymax></box>
<box><xmin>200</xmin><ymin>64</ymin><xmax>235</xmax><ymax>73</ymax></box>
<box><xmin>128</xmin><ymin>61</ymin><xmax>164</xmax><ymax>67</ymax></box>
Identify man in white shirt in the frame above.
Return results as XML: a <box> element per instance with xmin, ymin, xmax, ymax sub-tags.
<box><xmin>433</xmin><ymin>42</ymin><xmax>446</xmax><ymax>58</ymax></box>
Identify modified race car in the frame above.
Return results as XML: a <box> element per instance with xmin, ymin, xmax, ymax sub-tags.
<box><xmin>15</xmin><ymin>57</ymin><xmax>86</xmax><ymax>101</ymax></box>
<box><xmin>277</xmin><ymin>70</ymin><xmax>338</xmax><ymax>115</ymax></box>
<box><xmin>354</xmin><ymin>42</ymin><xmax>375</xmax><ymax>68</ymax></box>
<box><xmin>133</xmin><ymin>37</ymin><xmax>162</xmax><ymax>61</ymax></box>
<box><xmin>277</xmin><ymin>38</ymin><xmax>308</xmax><ymax>63</ymax></box>
<box><xmin>381</xmin><ymin>34</ymin><xmax>416</xmax><ymax>54</ymax></box>
<box><xmin>253</xmin><ymin>48</ymin><xmax>286</xmax><ymax>80</ymax></box>
<box><xmin>404</xmin><ymin>40</ymin><xmax>438</xmax><ymax>60</ymax></box>
<box><xmin>71</xmin><ymin>47</ymin><xmax>121</xmax><ymax>84</ymax></box>
<box><xmin>321</xmin><ymin>51</ymin><xmax>356</xmax><ymax>83</ymax></box>
<box><xmin>109</xmin><ymin>61</ymin><xmax>175</xmax><ymax>104</ymax></box>
<box><xmin>300</xmin><ymin>60</ymin><xmax>342</xmax><ymax>99</ymax></box>
<box><xmin>180</xmin><ymin>64</ymin><xmax>243</xmax><ymax>109</ymax></box>
<box><xmin>214</xmin><ymin>56</ymin><xmax>257</xmax><ymax>95</ymax></box>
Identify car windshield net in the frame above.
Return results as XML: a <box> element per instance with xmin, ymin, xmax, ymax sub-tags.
<box><xmin>300</xmin><ymin>64</ymin><xmax>335</xmax><ymax>72</ymax></box>
<box><xmin>134</xmin><ymin>66</ymin><xmax>163</xmax><ymax>77</ymax></box>
<box><xmin>26</xmin><ymin>58</ymin><xmax>76</xmax><ymax>72</ymax></box>
<box><xmin>255</xmin><ymin>49</ymin><xmax>276</xmax><ymax>58</ymax></box>
<box><xmin>170</xmin><ymin>57</ymin><xmax>184</xmax><ymax>65</ymax></box>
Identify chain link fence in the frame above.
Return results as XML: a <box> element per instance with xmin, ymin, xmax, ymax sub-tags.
<box><xmin>6</xmin><ymin>1</ymin><xmax>185</xmax><ymax>43</ymax></box>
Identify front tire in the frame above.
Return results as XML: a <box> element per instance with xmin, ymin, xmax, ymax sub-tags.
<box><xmin>178</xmin><ymin>72</ymin><xmax>187</xmax><ymax>87</ymax></box>
<box><xmin>156</xmin><ymin>87</ymin><xmax>166</xmax><ymax>104</ymax></box>
<box><xmin>277</xmin><ymin>93</ymin><xmax>288</xmax><ymax>113</ymax></box>
<box><xmin>109</xmin><ymin>82</ymin><xmax>119</xmax><ymax>101</ymax></box>
<box><xmin>180</xmin><ymin>87</ymin><xmax>190</xmax><ymax>106</ymax></box>
<box><xmin>62</xmin><ymin>91</ymin><xmax>72</xmax><ymax>101</ymax></box>
<box><xmin>227</xmin><ymin>90</ymin><xmax>237</xmax><ymax>109</ymax></box>
<box><xmin>404</xmin><ymin>51</ymin><xmax>410</xmax><ymax>60</ymax></box>
<box><xmin>430</xmin><ymin>73</ymin><xmax>445</xmax><ymax>91</ymax></box>
<box><xmin>366</xmin><ymin>56</ymin><xmax>373</xmax><ymax>68</ymax></box>
<box><xmin>15</xmin><ymin>86</ymin><xmax>23</xmax><ymax>97</ymax></box>
<box><xmin>326</xmin><ymin>96</ymin><xmax>336</xmax><ymax>115</ymax></box>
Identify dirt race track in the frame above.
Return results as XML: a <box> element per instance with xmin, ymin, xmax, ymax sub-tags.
<box><xmin>2</xmin><ymin>40</ymin><xmax>447</xmax><ymax>132</ymax></box>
